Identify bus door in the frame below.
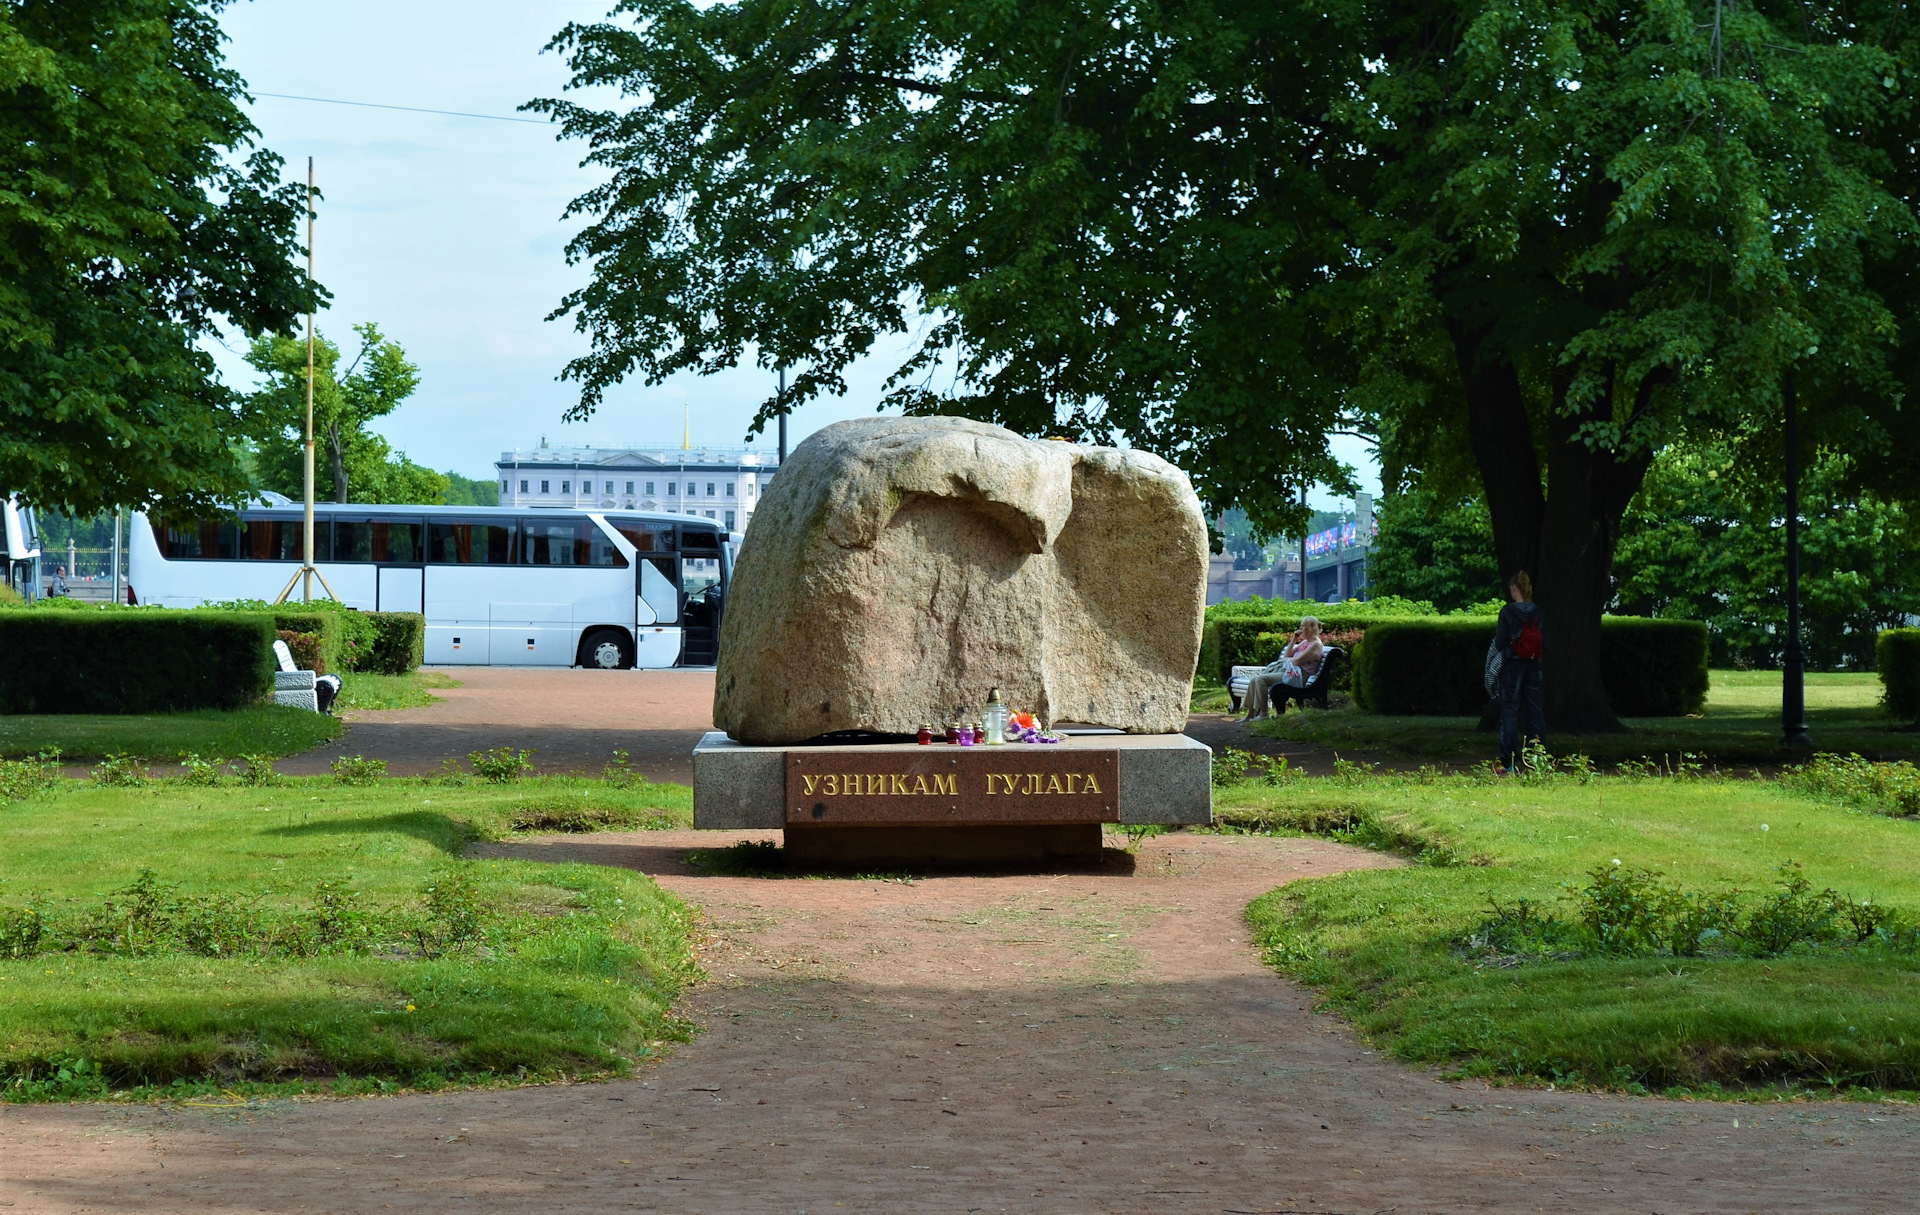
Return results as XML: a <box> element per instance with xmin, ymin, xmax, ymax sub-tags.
<box><xmin>630</xmin><ymin>555</ymin><xmax>678</xmax><ymax>668</ymax></box>
<box><xmin>678</xmin><ymin>531</ymin><xmax>724</xmax><ymax>667</ymax></box>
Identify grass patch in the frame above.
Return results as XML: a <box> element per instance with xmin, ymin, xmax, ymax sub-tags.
<box><xmin>0</xmin><ymin>705</ymin><xmax>341</xmax><ymax>763</ymax></box>
<box><xmin>334</xmin><ymin>670</ymin><xmax>462</xmax><ymax>712</ymax></box>
<box><xmin>0</xmin><ymin>774</ymin><xmax>696</xmax><ymax>1100</ymax></box>
<box><xmin>1228</xmin><ymin>760</ymin><xmax>1920</xmax><ymax>1096</ymax></box>
<box><xmin>1249</xmin><ymin>670</ymin><xmax>1915</xmax><ymax>765</ymax></box>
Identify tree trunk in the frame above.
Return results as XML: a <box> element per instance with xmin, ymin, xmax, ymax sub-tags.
<box><xmin>1450</xmin><ymin>326</ymin><xmax>1651</xmax><ymax>734</ymax></box>
<box><xmin>327</xmin><ymin>422</ymin><xmax>349</xmax><ymax>503</ymax></box>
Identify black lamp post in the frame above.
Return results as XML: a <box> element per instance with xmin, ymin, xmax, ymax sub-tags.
<box><xmin>1782</xmin><ymin>368</ymin><xmax>1813</xmax><ymax>748</ymax></box>
<box><xmin>777</xmin><ymin>365</ymin><xmax>787</xmax><ymax>464</ymax></box>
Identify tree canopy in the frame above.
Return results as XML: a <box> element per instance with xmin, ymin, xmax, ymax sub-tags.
<box><xmin>540</xmin><ymin>0</ymin><xmax>1918</xmax><ymax>727</ymax></box>
<box><xmin>246</xmin><ymin>324</ymin><xmax>446</xmax><ymax>505</ymax></box>
<box><xmin>0</xmin><ymin>0</ymin><xmax>317</xmax><ymax>517</ymax></box>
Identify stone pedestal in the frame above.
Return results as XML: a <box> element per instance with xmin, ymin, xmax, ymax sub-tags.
<box><xmin>692</xmin><ymin>730</ymin><xmax>1210</xmax><ymax>865</ymax></box>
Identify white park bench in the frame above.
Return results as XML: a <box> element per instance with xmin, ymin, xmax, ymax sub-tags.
<box><xmin>272</xmin><ymin>639</ymin><xmax>341</xmax><ymax>714</ymax></box>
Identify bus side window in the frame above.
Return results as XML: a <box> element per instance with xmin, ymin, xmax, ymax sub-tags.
<box><xmin>612</xmin><ymin>519</ymin><xmax>674</xmax><ymax>554</ymax></box>
<box><xmin>520</xmin><ymin>518</ymin><xmax>591</xmax><ymax>566</ymax></box>
<box><xmin>429</xmin><ymin>519</ymin><xmax>515</xmax><ymax>564</ymax></box>
<box><xmin>373</xmin><ymin>520</ymin><xmax>422</xmax><ymax>563</ymax></box>
<box><xmin>336</xmin><ymin>520</ymin><xmax>373</xmax><ymax>562</ymax></box>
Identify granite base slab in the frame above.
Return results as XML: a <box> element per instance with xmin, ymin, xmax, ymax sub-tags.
<box><xmin>691</xmin><ymin>730</ymin><xmax>1211</xmax><ymax>830</ymax></box>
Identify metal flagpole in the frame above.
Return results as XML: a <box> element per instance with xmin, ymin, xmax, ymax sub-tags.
<box><xmin>778</xmin><ymin>366</ymin><xmax>787</xmax><ymax>464</ymax></box>
<box><xmin>274</xmin><ymin>157</ymin><xmax>338</xmax><ymax>606</ymax></box>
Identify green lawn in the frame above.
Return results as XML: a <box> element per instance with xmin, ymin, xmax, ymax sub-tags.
<box><xmin>0</xmin><ymin>774</ymin><xmax>694</xmax><ymax>1101</ymax></box>
<box><xmin>0</xmin><ymin>705</ymin><xmax>342</xmax><ymax>763</ymax></box>
<box><xmin>0</xmin><ymin>672</ymin><xmax>460</xmax><ymax>763</ymax></box>
<box><xmin>1227</xmin><ymin>764</ymin><xmax>1920</xmax><ymax>1096</ymax></box>
<box><xmin>1249</xmin><ymin>670</ymin><xmax>1912</xmax><ymax>765</ymax></box>
<box><xmin>335</xmin><ymin>669</ymin><xmax>463</xmax><ymax>712</ymax></box>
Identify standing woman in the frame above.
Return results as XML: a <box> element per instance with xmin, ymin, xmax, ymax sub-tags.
<box><xmin>1494</xmin><ymin>571</ymin><xmax>1548</xmax><ymax>772</ymax></box>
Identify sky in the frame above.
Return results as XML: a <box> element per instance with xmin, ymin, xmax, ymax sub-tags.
<box><xmin>213</xmin><ymin>0</ymin><xmax>1378</xmax><ymax>507</ymax></box>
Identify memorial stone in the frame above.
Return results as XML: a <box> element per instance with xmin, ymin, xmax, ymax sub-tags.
<box><xmin>713</xmin><ymin>416</ymin><xmax>1209</xmax><ymax>744</ymax></box>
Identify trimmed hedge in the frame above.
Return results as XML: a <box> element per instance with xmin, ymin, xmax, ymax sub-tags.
<box><xmin>269</xmin><ymin>610</ymin><xmax>344</xmax><ymax>675</ymax></box>
<box><xmin>1202</xmin><ymin>611</ymin><xmax>1402</xmax><ymax>683</ymax></box>
<box><xmin>366</xmin><ymin>612</ymin><xmax>425</xmax><ymax>674</ymax></box>
<box><xmin>1881</xmin><ymin>629</ymin><xmax>1920</xmax><ymax>722</ymax></box>
<box><xmin>0</xmin><ymin>611</ymin><xmax>275</xmax><ymax>714</ymax></box>
<box><xmin>1601</xmin><ymin>618</ymin><xmax>1711</xmax><ymax>716</ymax></box>
<box><xmin>1350</xmin><ymin>617</ymin><xmax>1709</xmax><ymax>718</ymax></box>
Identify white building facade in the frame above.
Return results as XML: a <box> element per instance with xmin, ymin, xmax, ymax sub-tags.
<box><xmin>495</xmin><ymin>444</ymin><xmax>779</xmax><ymax>534</ymax></box>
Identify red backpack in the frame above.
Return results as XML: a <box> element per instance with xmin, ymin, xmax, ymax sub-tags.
<box><xmin>1512</xmin><ymin>615</ymin><xmax>1544</xmax><ymax>662</ymax></box>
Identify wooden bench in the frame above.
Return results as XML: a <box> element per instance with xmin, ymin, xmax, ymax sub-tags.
<box><xmin>1227</xmin><ymin>647</ymin><xmax>1345</xmax><ymax>714</ymax></box>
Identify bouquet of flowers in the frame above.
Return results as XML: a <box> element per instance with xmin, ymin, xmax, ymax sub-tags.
<box><xmin>1008</xmin><ymin>710</ymin><xmax>1061</xmax><ymax>744</ymax></box>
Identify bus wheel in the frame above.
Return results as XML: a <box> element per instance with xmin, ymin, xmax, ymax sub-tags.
<box><xmin>580</xmin><ymin>628</ymin><xmax>633</xmax><ymax>670</ymax></box>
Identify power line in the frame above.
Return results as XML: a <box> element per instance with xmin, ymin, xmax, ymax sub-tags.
<box><xmin>250</xmin><ymin>91</ymin><xmax>551</xmax><ymax>126</ymax></box>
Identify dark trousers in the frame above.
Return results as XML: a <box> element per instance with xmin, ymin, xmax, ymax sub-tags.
<box><xmin>1498</xmin><ymin>659</ymin><xmax>1544</xmax><ymax>768</ymax></box>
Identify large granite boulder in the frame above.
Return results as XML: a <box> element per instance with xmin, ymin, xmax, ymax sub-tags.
<box><xmin>713</xmin><ymin>416</ymin><xmax>1208</xmax><ymax>744</ymax></box>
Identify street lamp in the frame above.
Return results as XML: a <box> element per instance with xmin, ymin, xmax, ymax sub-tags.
<box><xmin>1782</xmin><ymin>368</ymin><xmax>1812</xmax><ymax>748</ymax></box>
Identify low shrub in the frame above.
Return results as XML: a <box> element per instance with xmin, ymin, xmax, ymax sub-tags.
<box><xmin>1879</xmin><ymin>629</ymin><xmax>1920</xmax><ymax>723</ymax></box>
<box><xmin>89</xmin><ymin>754</ymin><xmax>147</xmax><ymax>786</ymax></box>
<box><xmin>602</xmin><ymin>749</ymin><xmax>639</xmax><ymax>788</ymax></box>
<box><xmin>1780</xmin><ymin>753</ymin><xmax>1920</xmax><ymax>817</ymax></box>
<box><xmin>178</xmin><ymin>754</ymin><xmax>225</xmax><ymax>787</ymax></box>
<box><xmin>275</xmin><ymin>630</ymin><xmax>324</xmax><ymax>672</ymax></box>
<box><xmin>1466</xmin><ymin>861</ymin><xmax>1908</xmax><ymax>961</ymax></box>
<box><xmin>0</xmin><ymin>611</ymin><xmax>275</xmax><ymax>713</ymax></box>
<box><xmin>209</xmin><ymin>599</ymin><xmax>397</xmax><ymax>673</ymax></box>
<box><xmin>8</xmin><ymin>869</ymin><xmax>493</xmax><ymax>962</ymax></box>
<box><xmin>0</xmin><ymin>750</ymin><xmax>61</xmax><ymax>803</ymax></box>
<box><xmin>1348</xmin><ymin>617</ymin><xmax>1709</xmax><ymax>717</ymax></box>
<box><xmin>236</xmin><ymin>754</ymin><xmax>277</xmax><ymax>787</ymax></box>
<box><xmin>364</xmin><ymin>612</ymin><xmax>425</xmax><ymax>674</ymax></box>
<box><xmin>469</xmin><ymin>746</ymin><xmax>535</xmax><ymax>784</ymax></box>
<box><xmin>330</xmin><ymin>755</ymin><xmax>388</xmax><ymax>786</ymax></box>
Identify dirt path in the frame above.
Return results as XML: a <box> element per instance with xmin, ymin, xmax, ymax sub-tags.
<box><xmin>280</xmin><ymin>668</ymin><xmax>719</xmax><ymax>783</ymax></box>
<box><xmin>6</xmin><ymin>830</ymin><xmax>1917</xmax><ymax>1213</ymax></box>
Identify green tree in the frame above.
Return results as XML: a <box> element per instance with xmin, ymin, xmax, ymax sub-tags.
<box><xmin>1347</xmin><ymin>0</ymin><xmax>1917</xmax><ymax>728</ymax></box>
<box><xmin>537</xmin><ymin>1</ymin><xmax>1918</xmax><ymax>730</ymax></box>
<box><xmin>1614</xmin><ymin>445</ymin><xmax>1920</xmax><ymax>671</ymax></box>
<box><xmin>440</xmin><ymin>472</ymin><xmax>501</xmax><ymax>507</ymax></box>
<box><xmin>1369</xmin><ymin>491</ymin><xmax>1502</xmax><ymax>616</ymax></box>
<box><xmin>246</xmin><ymin>324</ymin><xmax>440</xmax><ymax>504</ymax></box>
<box><xmin>0</xmin><ymin>0</ymin><xmax>317</xmax><ymax>517</ymax></box>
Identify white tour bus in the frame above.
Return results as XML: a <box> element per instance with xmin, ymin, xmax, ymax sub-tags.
<box><xmin>129</xmin><ymin>504</ymin><xmax>730</xmax><ymax>668</ymax></box>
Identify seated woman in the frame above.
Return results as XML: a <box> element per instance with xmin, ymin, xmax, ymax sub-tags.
<box><xmin>1238</xmin><ymin>617</ymin><xmax>1325</xmax><ymax>722</ymax></box>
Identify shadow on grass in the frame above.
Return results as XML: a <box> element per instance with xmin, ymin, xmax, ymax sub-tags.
<box><xmin>1247</xmin><ymin>700</ymin><xmax>1918</xmax><ymax>767</ymax></box>
<box><xmin>264</xmin><ymin>811</ymin><xmax>471</xmax><ymax>855</ymax></box>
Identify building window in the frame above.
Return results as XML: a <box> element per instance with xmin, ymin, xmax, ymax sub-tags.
<box><xmin>605</xmin><ymin>481</ymin><xmax>614</xmax><ymax>494</ymax></box>
<box><xmin>519</xmin><ymin>480</ymin><xmax>528</xmax><ymax>493</ymax></box>
<box><xmin>561</xmin><ymin>480</ymin><xmax>570</xmax><ymax>493</ymax></box>
<box><xmin>726</xmin><ymin>482</ymin><xmax>735</xmax><ymax>497</ymax></box>
<box><xmin>501</xmin><ymin>479</ymin><xmax>509</xmax><ymax>493</ymax></box>
<box><xmin>667</xmin><ymin>482</ymin><xmax>676</xmax><ymax>496</ymax></box>
<box><xmin>725</xmin><ymin>510</ymin><xmax>735</xmax><ymax>529</ymax></box>
<box><xmin>706</xmin><ymin>482</ymin><xmax>716</xmax><ymax>496</ymax></box>
<box><xmin>540</xmin><ymin>480</ymin><xmax>550</xmax><ymax>493</ymax></box>
<box><xmin>705</xmin><ymin>510</ymin><xmax>715</xmax><ymax>519</ymax></box>
<box><xmin>625</xmin><ymin>481</ymin><xmax>634</xmax><ymax>494</ymax></box>
<box><xmin>645</xmin><ymin>481</ymin><xmax>655</xmax><ymax>494</ymax></box>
